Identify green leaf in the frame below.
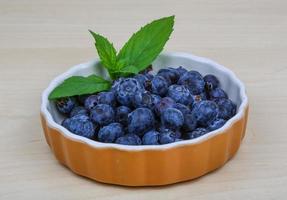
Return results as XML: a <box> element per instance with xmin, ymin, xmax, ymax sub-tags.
<box><xmin>89</xmin><ymin>30</ymin><xmax>117</xmax><ymax>70</ymax></box>
<box><xmin>48</xmin><ymin>75</ymin><xmax>111</xmax><ymax>100</ymax></box>
<box><xmin>117</xmin><ymin>15</ymin><xmax>174</xmax><ymax>73</ymax></box>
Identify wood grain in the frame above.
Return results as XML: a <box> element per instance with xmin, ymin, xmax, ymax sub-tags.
<box><xmin>0</xmin><ymin>0</ymin><xmax>286</xmax><ymax>199</ymax></box>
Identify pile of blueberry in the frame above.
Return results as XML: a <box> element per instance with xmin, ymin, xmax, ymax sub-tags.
<box><xmin>55</xmin><ymin>66</ymin><xmax>236</xmax><ymax>145</ymax></box>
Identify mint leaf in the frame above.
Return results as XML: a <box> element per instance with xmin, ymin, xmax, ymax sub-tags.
<box><xmin>89</xmin><ymin>30</ymin><xmax>117</xmax><ymax>70</ymax></box>
<box><xmin>117</xmin><ymin>16</ymin><xmax>174</xmax><ymax>74</ymax></box>
<box><xmin>48</xmin><ymin>75</ymin><xmax>111</xmax><ymax>100</ymax></box>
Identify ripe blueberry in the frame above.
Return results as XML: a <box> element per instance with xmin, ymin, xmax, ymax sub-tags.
<box><xmin>90</xmin><ymin>104</ymin><xmax>115</xmax><ymax>126</ymax></box>
<box><xmin>98</xmin><ymin>123</ymin><xmax>124</xmax><ymax>143</ymax></box>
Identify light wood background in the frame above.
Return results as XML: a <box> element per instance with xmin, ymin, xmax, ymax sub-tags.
<box><xmin>1</xmin><ymin>0</ymin><xmax>287</xmax><ymax>199</ymax></box>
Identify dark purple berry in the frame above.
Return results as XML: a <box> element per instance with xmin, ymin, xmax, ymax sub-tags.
<box><xmin>161</xmin><ymin>108</ymin><xmax>184</xmax><ymax>130</ymax></box>
<box><xmin>151</xmin><ymin>75</ymin><xmax>169</xmax><ymax>96</ymax></box>
<box><xmin>115</xmin><ymin>106</ymin><xmax>131</xmax><ymax>126</ymax></box>
<box><xmin>208</xmin><ymin>118</ymin><xmax>226</xmax><ymax>131</ymax></box>
<box><xmin>215</xmin><ymin>98</ymin><xmax>236</xmax><ymax>120</ymax></box>
<box><xmin>159</xmin><ymin>129</ymin><xmax>177</xmax><ymax>144</ymax></box>
<box><xmin>115</xmin><ymin>134</ymin><xmax>142</xmax><ymax>145</ymax></box>
<box><xmin>178</xmin><ymin>71</ymin><xmax>205</xmax><ymax>95</ymax></box>
<box><xmin>157</xmin><ymin>67</ymin><xmax>180</xmax><ymax>84</ymax></box>
<box><xmin>62</xmin><ymin>114</ymin><xmax>96</xmax><ymax>139</ymax></box>
<box><xmin>84</xmin><ymin>95</ymin><xmax>98</xmax><ymax>111</ymax></box>
<box><xmin>128</xmin><ymin>108</ymin><xmax>155</xmax><ymax>136</ymax></box>
<box><xmin>208</xmin><ymin>88</ymin><xmax>228</xmax><ymax>100</ymax></box>
<box><xmin>90</xmin><ymin>104</ymin><xmax>115</xmax><ymax>126</ymax></box>
<box><xmin>167</xmin><ymin>84</ymin><xmax>193</xmax><ymax>106</ymax></box>
<box><xmin>56</xmin><ymin>97</ymin><xmax>76</xmax><ymax>114</ymax></box>
<box><xmin>142</xmin><ymin>130</ymin><xmax>160</xmax><ymax>145</ymax></box>
<box><xmin>70</xmin><ymin>106</ymin><xmax>88</xmax><ymax>117</ymax></box>
<box><xmin>186</xmin><ymin>128</ymin><xmax>208</xmax><ymax>139</ymax></box>
<box><xmin>116</xmin><ymin>78</ymin><xmax>143</xmax><ymax>107</ymax></box>
<box><xmin>98</xmin><ymin>123</ymin><xmax>124</xmax><ymax>143</ymax></box>
<box><xmin>97</xmin><ymin>91</ymin><xmax>117</xmax><ymax>107</ymax></box>
<box><xmin>192</xmin><ymin>100</ymin><xmax>219</xmax><ymax>126</ymax></box>
<box><xmin>154</xmin><ymin>97</ymin><xmax>175</xmax><ymax>116</ymax></box>
<box><xmin>204</xmin><ymin>74</ymin><xmax>220</xmax><ymax>90</ymax></box>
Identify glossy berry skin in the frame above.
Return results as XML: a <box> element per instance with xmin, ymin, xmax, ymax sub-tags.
<box><xmin>158</xmin><ymin>67</ymin><xmax>180</xmax><ymax>84</ymax></box>
<box><xmin>208</xmin><ymin>88</ymin><xmax>228</xmax><ymax>100</ymax></box>
<box><xmin>115</xmin><ymin>134</ymin><xmax>142</xmax><ymax>145</ymax></box>
<box><xmin>167</xmin><ymin>84</ymin><xmax>193</xmax><ymax>106</ymax></box>
<box><xmin>159</xmin><ymin>129</ymin><xmax>177</xmax><ymax>144</ymax></box>
<box><xmin>204</xmin><ymin>74</ymin><xmax>220</xmax><ymax>91</ymax></box>
<box><xmin>116</xmin><ymin>78</ymin><xmax>143</xmax><ymax>107</ymax></box>
<box><xmin>154</xmin><ymin>97</ymin><xmax>175</xmax><ymax>116</ymax></box>
<box><xmin>178</xmin><ymin>71</ymin><xmax>205</xmax><ymax>95</ymax></box>
<box><xmin>115</xmin><ymin>106</ymin><xmax>131</xmax><ymax>126</ymax></box>
<box><xmin>97</xmin><ymin>91</ymin><xmax>117</xmax><ymax>107</ymax></box>
<box><xmin>208</xmin><ymin>118</ymin><xmax>226</xmax><ymax>131</ymax></box>
<box><xmin>161</xmin><ymin>108</ymin><xmax>184</xmax><ymax>130</ymax></box>
<box><xmin>142</xmin><ymin>130</ymin><xmax>160</xmax><ymax>145</ymax></box>
<box><xmin>173</xmin><ymin>103</ymin><xmax>191</xmax><ymax>116</ymax></box>
<box><xmin>90</xmin><ymin>104</ymin><xmax>115</xmax><ymax>126</ymax></box>
<box><xmin>56</xmin><ymin>97</ymin><xmax>76</xmax><ymax>114</ymax></box>
<box><xmin>84</xmin><ymin>95</ymin><xmax>98</xmax><ymax>111</ymax></box>
<box><xmin>62</xmin><ymin>114</ymin><xmax>96</xmax><ymax>139</ymax></box>
<box><xmin>215</xmin><ymin>98</ymin><xmax>236</xmax><ymax>120</ymax></box>
<box><xmin>70</xmin><ymin>106</ymin><xmax>88</xmax><ymax>117</ymax></box>
<box><xmin>151</xmin><ymin>75</ymin><xmax>169</xmax><ymax>96</ymax></box>
<box><xmin>186</xmin><ymin>128</ymin><xmax>208</xmax><ymax>139</ymax></box>
<box><xmin>176</xmin><ymin>66</ymin><xmax>188</xmax><ymax>76</ymax></box>
<box><xmin>98</xmin><ymin>123</ymin><xmax>124</xmax><ymax>143</ymax></box>
<box><xmin>183</xmin><ymin>113</ymin><xmax>198</xmax><ymax>132</ymax></box>
<box><xmin>128</xmin><ymin>108</ymin><xmax>155</xmax><ymax>136</ymax></box>
<box><xmin>192</xmin><ymin>100</ymin><xmax>219</xmax><ymax>126</ymax></box>
<box><xmin>134</xmin><ymin>74</ymin><xmax>151</xmax><ymax>91</ymax></box>
<box><xmin>133</xmin><ymin>91</ymin><xmax>152</xmax><ymax>108</ymax></box>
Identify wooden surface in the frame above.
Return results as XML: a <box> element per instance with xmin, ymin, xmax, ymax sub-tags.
<box><xmin>1</xmin><ymin>0</ymin><xmax>287</xmax><ymax>199</ymax></box>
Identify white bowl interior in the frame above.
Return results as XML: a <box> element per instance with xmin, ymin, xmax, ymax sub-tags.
<box><xmin>42</xmin><ymin>52</ymin><xmax>248</xmax><ymax>150</ymax></box>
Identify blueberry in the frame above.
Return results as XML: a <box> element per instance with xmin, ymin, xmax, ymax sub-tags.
<box><xmin>204</xmin><ymin>74</ymin><xmax>220</xmax><ymax>91</ymax></box>
<box><xmin>116</xmin><ymin>78</ymin><xmax>143</xmax><ymax>107</ymax></box>
<box><xmin>151</xmin><ymin>75</ymin><xmax>169</xmax><ymax>96</ymax></box>
<box><xmin>128</xmin><ymin>108</ymin><xmax>155</xmax><ymax>136</ymax></box>
<box><xmin>167</xmin><ymin>84</ymin><xmax>193</xmax><ymax>106</ymax></box>
<box><xmin>98</xmin><ymin>123</ymin><xmax>124</xmax><ymax>143</ymax></box>
<box><xmin>111</xmin><ymin>77</ymin><xmax>123</xmax><ymax>92</ymax></box>
<box><xmin>62</xmin><ymin>114</ymin><xmax>96</xmax><ymax>138</ymax></box>
<box><xmin>186</xmin><ymin>128</ymin><xmax>208</xmax><ymax>139</ymax></box>
<box><xmin>192</xmin><ymin>100</ymin><xmax>219</xmax><ymax>126</ymax></box>
<box><xmin>173</xmin><ymin>103</ymin><xmax>191</xmax><ymax>116</ymax></box>
<box><xmin>215</xmin><ymin>98</ymin><xmax>236</xmax><ymax>120</ymax></box>
<box><xmin>70</xmin><ymin>106</ymin><xmax>88</xmax><ymax>117</ymax></box>
<box><xmin>183</xmin><ymin>113</ymin><xmax>198</xmax><ymax>132</ymax></box>
<box><xmin>157</xmin><ymin>67</ymin><xmax>180</xmax><ymax>84</ymax></box>
<box><xmin>115</xmin><ymin>106</ymin><xmax>131</xmax><ymax>126</ymax></box>
<box><xmin>208</xmin><ymin>118</ymin><xmax>226</xmax><ymax>131</ymax></box>
<box><xmin>159</xmin><ymin>129</ymin><xmax>177</xmax><ymax>144</ymax></box>
<box><xmin>176</xmin><ymin>66</ymin><xmax>188</xmax><ymax>76</ymax></box>
<box><xmin>178</xmin><ymin>71</ymin><xmax>205</xmax><ymax>95</ymax></box>
<box><xmin>145</xmin><ymin>73</ymin><xmax>154</xmax><ymax>81</ymax></box>
<box><xmin>154</xmin><ymin>97</ymin><xmax>175</xmax><ymax>116</ymax></box>
<box><xmin>90</xmin><ymin>104</ymin><xmax>115</xmax><ymax>126</ymax></box>
<box><xmin>142</xmin><ymin>130</ymin><xmax>160</xmax><ymax>145</ymax></box>
<box><xmin>56</xmin><ymin>97</ymin><xmax>76</xmax><ymax>114</ymax></box>
<box><xmin>97</xmin><ymin>91</ymin><xmax>117</xmax><ymax>107</ymax></box>
<box><xmin>84</xmin><ymin>95</ymin><xmax>98</xmax><ymax>111</ymax></box>
<box><xmin>133</xmin><ymin>91</ymin><xmax>152</xmax><ymax>108</ymax></box>
<box><xmin>192</xmin><ymin>92</ymin><xmax>207</xmax><ymax>105</ymax></box>
<box><xmin>134</xmin><ymin>74</ymin><xmax>152</xmax><ymax>91</ymax></box>
<box><xmin>208</xmin><ymin>88</ymin><xmax>228</xmax><ymax>100</ymax></box>
<box><xmin>115</xmin><ymin>134</ymin><xmax>142</xmax><ymax>145</ymax></box>
<box><xmin>161</xmin><ymin>108</ymin><xmax>184</xmax><ymax>130</ymax></box>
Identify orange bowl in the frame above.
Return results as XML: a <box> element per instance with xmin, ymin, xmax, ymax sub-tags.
<box><xmin>41</xmin><ymin>52</ymin><xmax>248</xmax><ymax>186</ymax></box>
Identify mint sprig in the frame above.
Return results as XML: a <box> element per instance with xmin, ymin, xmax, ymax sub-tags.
<box><xmin>48</xmin><ymin>75</ymin><xmax>111</xmax><ymax>100</ymax></box>
<box><xmin>90</xmin><ymin>15</ymin><xmax>175</xmax><ymax>79</ymax></box>
<box><xmin>49</xmin><ymin>16</ymin><xmax>175</xmax><ymax>99</ymax></box>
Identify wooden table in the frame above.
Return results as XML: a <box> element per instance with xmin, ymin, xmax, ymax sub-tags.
<box><xmin>1</xmin><ymin>0</ymin><xmax>286</xmax><ymax>199</ymax></box>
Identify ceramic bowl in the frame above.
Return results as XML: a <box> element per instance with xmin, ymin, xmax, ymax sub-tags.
<box><xmin>41</xmin><ymin>52</ymin><xmax>248</xmax><ymax>186</ymax></box>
